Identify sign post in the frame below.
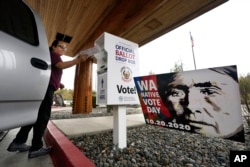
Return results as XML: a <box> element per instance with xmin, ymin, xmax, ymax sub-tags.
<box><xmin>113</xmin><ymin>105</ymin><xmax>126</xmax><ymax>148</ymax></box>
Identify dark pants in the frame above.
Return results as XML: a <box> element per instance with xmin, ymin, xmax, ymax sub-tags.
<box><xmin>13</xmin><ymin>85</ymin><xmax>54</xmax><ymax>151</ymax></box>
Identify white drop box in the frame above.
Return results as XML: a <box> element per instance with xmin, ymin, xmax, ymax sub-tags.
<box><xmin>95</xmin><ymin>32</ymin><xmax>140</xmax><ymax>105</ymax></box>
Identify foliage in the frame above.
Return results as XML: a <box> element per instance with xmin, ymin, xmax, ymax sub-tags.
<box><xmin>55</xmin><ymin>89</ymin><xmax>74</xmax><ymax>100</ymax></box>
<box><xmin>239</xmin><ymin>74</ymin><xmax>250</xmax><ymax>110</ymax></box>
<box><xmin>239</xmin><ymin>73</ymin><xmax>250</xmax><ymax>126</ymax></box>
<box><xmin>55</xmin><ymin>89</ymin><xmax>97</xmax><ymax>108</ymax></box>
<box><xmin>170</xmin><ymin>62</ymin><xmax>183</xmax><ymax>72</ymax></box>
<box><xmin>149</xmin><ymin>70</ymin><xmax>155</xmax><ymax>75</ymax></box>
<box><xmin>92</xmin><ymin>91</ymin><xmax>97</xmax><ymax>108</ymax></box>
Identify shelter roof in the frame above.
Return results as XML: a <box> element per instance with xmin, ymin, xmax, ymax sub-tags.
<box><xmin>24</xmin><ymin>0</ymin><xmax>228</xmax><ymax>57</ymax></box>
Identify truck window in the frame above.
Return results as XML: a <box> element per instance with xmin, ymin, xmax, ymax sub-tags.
<box><xmin>0</xmin><ymin>0</ymin><xmax>39</xmax><ymax>45</ymax></box>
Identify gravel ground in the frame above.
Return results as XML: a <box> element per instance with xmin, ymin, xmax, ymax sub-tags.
<box><xmin>51</xmin><ymin>107</ymin><xmax>250</xmax><ymax>167</ymax></box>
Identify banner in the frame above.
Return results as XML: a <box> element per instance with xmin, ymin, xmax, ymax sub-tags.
<box><xmin>134</xmin><ymin>65</ymin><xmax>245</xmax><ymax>142</ymax></box>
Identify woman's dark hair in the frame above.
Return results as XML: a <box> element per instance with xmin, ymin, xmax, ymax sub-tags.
<box><xmin>49</xmin><ymin>40</ymin><xmax>59</xmax><ymax>52</ymax></box>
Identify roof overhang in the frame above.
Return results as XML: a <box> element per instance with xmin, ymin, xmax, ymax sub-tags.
<box><xmin>24</xmin><ymin>0</ymin><xmax>228</xmax><ymax>57</ymax></box>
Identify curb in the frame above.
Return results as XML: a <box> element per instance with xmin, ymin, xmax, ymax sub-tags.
<box><xmin>44</xmin><ymin>121</ymin><xmax>95</xmax><ymax>167</ymax></box>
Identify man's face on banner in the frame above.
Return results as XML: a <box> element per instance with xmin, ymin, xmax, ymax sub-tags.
<box><xmin>166</xmin><ymin>69</ymin><xmax>242</xmax><ymax>138</ymax></box>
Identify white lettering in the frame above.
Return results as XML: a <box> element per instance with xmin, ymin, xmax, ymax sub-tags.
<box><xmin>147</xmin><ymin>106</ymin><xmax>160</xmax><ymax>114</ymax></box>
<box><xmin>141</xmin><ymin>92</ymin><xmax>159</xmax><ymax>98</ymax></box>
<box><xmin>142</xmin><ymin>99</ymin><xmax>160</xmax><ymax>106</ymax></box>
<box><xmin>234</xmin><ymin>155</ymin><xmax>247</xmax><ymax>162</ymax></box>
<box><xmin>136</xmin><ymin>80</ymin><xmax>157</xmax><ymax>91</ymax></box>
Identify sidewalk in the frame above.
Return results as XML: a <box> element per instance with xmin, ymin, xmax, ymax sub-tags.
<box><xmin>0</xmin><ymin>128</ymin><xmax>54</xmax><ymax>167</ymax></box>
<box><xmin>52</xmin><ymin>113</ymin><xmax>145</xmax><ymax>137</ymax></box>
<box><xmin>0</xmin><ymin>107</ymin><xmax>145</xmax><ymax>167</ymax></box>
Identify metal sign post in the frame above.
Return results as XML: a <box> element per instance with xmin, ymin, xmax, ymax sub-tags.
<box><xmin>113</xmin><ymin>105</ymin><xmax>127</xmax><ymax>148</ymax></box>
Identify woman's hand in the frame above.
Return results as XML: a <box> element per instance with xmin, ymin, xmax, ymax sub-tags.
<box><xmin>78</xmin><ymin>55</ymin><xmax>89</xmax><ymax>62</ymax></box>
<box><xmin>60</xmin><ymin>83</ymin><xmax>65</xmax><ymax>89</ymax></box>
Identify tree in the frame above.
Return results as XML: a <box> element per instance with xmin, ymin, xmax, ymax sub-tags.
<box><xmin>55</xmin><ymin>89</ymin><xmax>74</xmax><ymax>100</ymax></box>
<box><xmin>149</xmin><ymin>70</ymin><xmax>155</xmax><ymax>75</ymax></box>
<box><xmin>239</xmin><ymin>73</ymin><xmax>250</xmax><ymax>126</ymax></box>
<box><xmin>92</xmin><ymin>91</ymin><xmax>97</xmax><ymax>108</ymax></box>
<box><xmin>170</xmin><ymin>62</ymin><xmax>183</xmax><ymax>72</ymax></box>
<box><xmin>55</xmin><ymin>89</ymin><xmax>98</xmax><ymax>108</ymax></box>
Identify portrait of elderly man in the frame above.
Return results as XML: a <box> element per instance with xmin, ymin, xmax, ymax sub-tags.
<box><xmin>157</xmin><ymin>65</ymin><xmax>245</xmax><ymax>142</ymax></box>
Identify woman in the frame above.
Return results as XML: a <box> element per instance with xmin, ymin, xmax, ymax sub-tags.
<box><xmin>7</xmin><ymin>39</ymin><xmax>90</xmax><ymax>158</ymax></box>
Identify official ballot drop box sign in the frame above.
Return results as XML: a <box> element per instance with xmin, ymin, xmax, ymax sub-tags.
<box><xmin>95</xmin><ymin>32</ymin><xmax>139</xmax><ymax>105</ymax></box>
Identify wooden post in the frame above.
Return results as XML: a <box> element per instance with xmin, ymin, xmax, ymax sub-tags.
<box><xmin>72</xmin><ymin>58</ymin><xmax>93</xmax><ymax>114</ymax></box>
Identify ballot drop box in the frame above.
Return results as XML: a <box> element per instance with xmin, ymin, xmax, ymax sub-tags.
<box><xmin>95</xmin><ymin>32</ymin><xmax>139</xmax><ymax>105</ymax></box>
